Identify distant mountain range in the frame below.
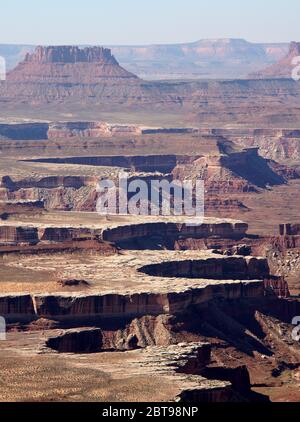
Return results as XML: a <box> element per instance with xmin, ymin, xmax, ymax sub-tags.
<box><xmin>0</xmin><ymin>38</ymin><xmax>289</xmax><ymax>80</ymax></box>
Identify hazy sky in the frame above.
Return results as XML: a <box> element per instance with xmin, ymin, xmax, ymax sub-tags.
<box><xmin>1</xmin><ymin>0</ymin><xmax>299</xmax><ymax>45</ymax></box>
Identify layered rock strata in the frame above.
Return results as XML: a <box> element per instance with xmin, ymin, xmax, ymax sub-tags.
<box><xmin>0</xmin><ymin>200</ymin><xmax>44</xmax><ymax>220</ymax></box>
<box><xmin>0</xmin><ymin>218</ymin><xmax>248</xmax><ymax>247</ymax></box>
<box><xmin>1</xmin><ymin>47</ymin><xmax>300</xmax><ymax>127</ymax></box>
<box><xmin>0</xmin><ymin>251</ymin><xmax>269</xmax><ymax>323</ymax></box>
<box><xmin>0</xmin><ymin>279</ymin><xmax>265</xmax><ymax>323</ymax></box>
<box><xmin>7</xmin><ymin>46</ymin><xmax>138</xmax><ymax>83</ymax></box>
<box><xmin>250</xmin><ymin>42</ymin><xmax>300</xmax><ymax>79</ymax></box>
<box><xmin>0</xmin><ymin>332</ymin><xmax>243</xmax><ymax>402</ymax></box>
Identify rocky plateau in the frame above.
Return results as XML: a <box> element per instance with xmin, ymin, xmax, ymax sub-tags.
<box><xmin>0</xmin><ymin>42</ymin><xmax>300</xmax><ymax>404</ymax></box>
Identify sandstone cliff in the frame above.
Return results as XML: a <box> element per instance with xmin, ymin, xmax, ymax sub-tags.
<box><xmin>1</xmin><ymin>46</ymin><xmax>300</xmax><ymax>127</ymax></box>
<box><xmin>200</xmin><ymin>128</ymin><xmax>300</xmax><ymax>164</ymax></box>
<box><xmin>110</xmin><ymin>38</ymin><xmax>288</xmax><ymax>80</ymax></box>
<box><xmin>0</xmin><ymin>280</ymin><xmax>265</xmax><ymax>323</ymax></box>
<box><xmin>0</xmin><ymin>39</ymin><xmax>289</xmax><ymax>79</ymax></box>
<box><xmin>250</xmin><ymin>42</ymin><xmax>300</xmax><ymax>79</ymax></box>
<box><xmin>7</xmin><ymin>46</ymin><xmax>138</xmax><ymax>84</ymax></box>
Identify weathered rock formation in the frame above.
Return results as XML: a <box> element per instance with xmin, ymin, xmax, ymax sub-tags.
<box><xmin>0</xmin><ymin>46</ymin><xmax>145</xmax><ymax>106</ymax></box>
<box><xmin>264</xmin><ymin>277</ymin><xmax>290</xmax><ymax>299</ymax></box>
<box><xmin>172</xmin><ymin>147</ymin><xmax>286</xmax><ymax>193</ymax></box>
<box><xmin>2</xmin><ymin>123</ymin><xmax>300</xmax><ymax>166</ymax></box>
<box><xmin>250</xmin><ymin>42</ymin><xmax>300</xmax><ymax>79</ymax></box>
<box><xmin>0</xmin><ymin>280</ymin><xmax>265</xmax><ymax>323</ymax></box>
<box><xmin>139</xmin><ymin>256</ymin><xmax>270</xmax><ymax>281</ymax></box>
<box><xmin>198</xmin><ymin>128</ymin><xmax>300</xmax><ymax>164</ymax></box>
<box><xmin>101</xmin><ymin>220</ymin><xmax>248</xmax><ymax>243</ymax></box>
<box><xmin>280</xmin><ymin>223</ymin><xmax>300</xmax><ymax>236</ymax></box>
<box><xmin>47</xmin><ymin>122</ymin><xmax>143</xmax><ymax>138</ymax></box>
<box><xmin>0</xmin><ymin>39</ymin><xmax>289</xmax><ymax>79</ymax></box>
<box><xmin>205</xmin><ymin>197</ymin><xmax>249</xmax><ymax>214</ymax></box>
<box><xmin>7</xmin><ymin>46</ymin><xmax>138</xmax><ymax>84</ymax></box>
<box><xmin>1</xmin><ymin>331</ymin><xmax>252</xmax><ymax>402</ymax></box>
<box><xmin>0</xmin><ymin>212</ymin><xmax>299</xmax><ymax>402</ymax></box>
<box><xmin>46</xmin><ymin>328</ymin><xmax>103</xmax><ymax>353</ymax></box>
<box><xmin>1</xmin><ymin>47</ymin><xmax>300</xmax><ymax>126</ymax></box>
<box><xmin>0</xmin><ymin>226</ymin><xmax>38</xmax><ymax>245</ymax></box>
<box><xmin>20</xmin><ymin>141</ymin><xmax>292</xmax><ymax>204</ymax></box>
<box><xmin>0</xmin><ymin>219</ymin><xmax>248</xmax><ymax>249</ymax></box>
<box><xmin>0</xmin><ymin>200</ymin><xmax>44</xmax><ymax>220</ymax></box>
<box><xmin>1</xmin><ymin>175</ymin><xmax>89</xmax><ymax>191</ymax></box>
<box><xmin>29</xmin><ymin>155</ymin><xmax>178</xmax><ymax>173</ymax></box>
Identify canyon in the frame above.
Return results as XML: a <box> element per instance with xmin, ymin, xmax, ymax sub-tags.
<box><xmin>1</xmin><ymin>46</ymin><xmax>300</xmax><ymax>127</ymax></box>
<box><xmin>0</xmin><ymin>121</ymin><xmax>298</xmax><ymax>217</ymax></box>
<box><xmin>0</xmin><ymin>213</ymin><xmax>299</xmax><ymax>402</ymax></box>
<box><xmin>0</xmin><ymin>43</ymin><xmax>300</xmax><ymax>404</ymax></box>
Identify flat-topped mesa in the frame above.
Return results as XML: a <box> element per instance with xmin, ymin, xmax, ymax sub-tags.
<box><xmin>24</xmin><ymin>46</ymin><xmax>118</xmax><ymax>64</ymax></box>
<box><xmin>2</xmin><ymin>46</ymin><xmax>300</xmax><ymax>120</ymax></box>
<box><xmin>250</xmin><ymin>41</ymin><xmax>300</xmax><ymax>79</ymax></box>
<box><xmin>0</xmin><ymin>219</ymin><xmax>248</xmax><ymax>247</ymax></box>
<box><xmin>7</xmin><ymin>45</ymin><xmax>138</xmax><ymax>84</ymax></box>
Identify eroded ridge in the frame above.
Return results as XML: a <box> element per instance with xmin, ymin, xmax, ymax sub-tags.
<box><xmin>0</xmin><ymin>213</ymin><xmax>299</xmax><ymax>402</ymax></box>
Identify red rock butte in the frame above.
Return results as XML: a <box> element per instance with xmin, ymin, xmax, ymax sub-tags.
<box><xmin>7</xmin><ymin>45</ymin><xmax>138</xmax><ymax>83</ymax></box>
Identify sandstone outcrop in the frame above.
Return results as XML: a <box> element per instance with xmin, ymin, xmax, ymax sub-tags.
<box><xmin>0</xmin><ymin>218</ymin><xmax>248</xmax><ymax>248</ymax></box>
<box><xmin>250</xmin><ymin>42</ymin><xmax>300</xmax><ymax>79</ymax></box>
<box><xmin>38</xmin><ymin>227</ymin><xmax>102</xmax><ymax>243</ymax></box>
<box><xmin>264</xmin><ymin>277</ymin><xmax>290</xmax><ymax>299</ymax></box>
<box><xmin>109</xmin><ymin>38</ymin><xmax>288</xmax><ymax>80</ymax></box>
<box><xmin>1</xmin><ymin>332</ymin><xmax>247</xmax><ymax>402</ymax></box>
<box><xmin>0</xmin><ymin>226</ymin><xmax>38</xmax><ymax>245</ymax></box>
<box><xmin>0</xmin><ymin>45</ymin><xmax>145</xmax><ymax>106</ymax></box>
<box><xmin>0</xmin><ymin>280</ymin><xmax>264</xmax><ymax>323</ymax></box>
<box><xmin>57</xmin><ymin>279</ymin><xmax>90</xmax><ymax>288</ymax></box>
<box><xmin>205</xmin><ymin>197</ymin><xmax>249</xmax><ymax>214</ymax></box>
<box><xmin>139</xmin><ymin>256</ymin><xmax>270</xmax><ymax>281</ymax></box>
<box><xmin>46</xmin><ymin>328</ymin><xmax>103</xmax><ymax>353</ymax></box>
<box><xmin>172</xmin><ymin>146</ymin><xmax>286</xmax><ymax>193</ymax></box>
<box><xmin>1</xmin><ymin>175</ymin><xmax>89</xmax><ymax>191</ymax></box>
<box><xmin>0</xmin><ymin>212</ymin><xmax>298</xmax><ymax>402</ymax></box>
<box><xmin>47</xmin><ymin>122</ymin><xmax>143</xmax><ymax>139</ymax></box>
<box><xmin>201</xmin><ymin>365</ymin><xmax>251</xmax><ymax>395</ymax></box>
<box><xmin>101</xmin><ymin>220</ymin><xmax>248</xmax><ymax>243</ymax></box>
<box><xmin>279</xmin><ymin>223</ymin><xmax>300</xmax><ymax>236</ymax></box>
<box><xmin>0</xmin><ymin>122</ymin><xmax>297</xmax><ymax>230</ymax></box>
<box><xmin>2</xmin><ymin>123</ymin><xmax>300</xmax><ymax>166</ymax></box>
<box><xmin>7</xmin><ymin>46</ymin><xmax>138</xmax><ymax>84</ymax></box>
<box><xmin>207</xmin><ymin>128</ymin><xmax>300</xmax><ymax>164</ymax></box>
<box><xmin>0</xmin><ymin>245</ymin><xmax>270</xmax><ymax>323</ymax></box>
<box><xmin>0</xmin><ymin>294</ymin><xmax>35</xmax><ymax>318</ymax></box>
<box><xmin>30</xmin><ymin>154</ymin><xmax>178</xmax><ymax>173</ymax></box>
<box><xmin>0</xmin><ymin>39</ymin><xmax>289</xmax><ymax>79</ymax></box>
<box><xmin>1</xmin><ymin>47</ymin><xmax>300</xmax><ymax>126</ymax></box>
<box><xmin>0</xmin><ymin>200</ymin><xmax>44</xmax><ymax>220</ymax></box>
<box><xmin>22</xmin><ymin>140</ymin><xmax>291</xmax><ymax>202</ymax></box>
